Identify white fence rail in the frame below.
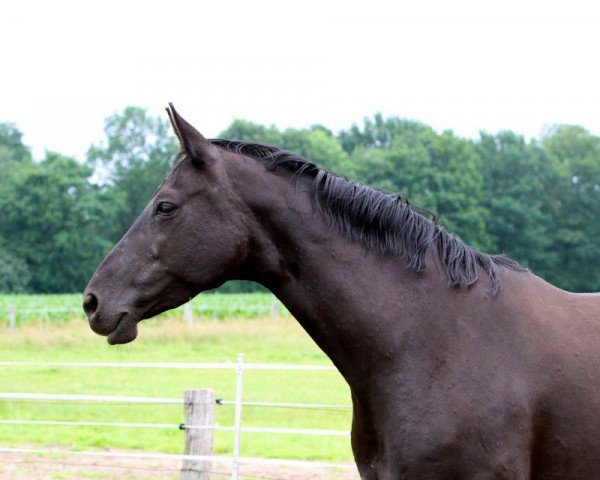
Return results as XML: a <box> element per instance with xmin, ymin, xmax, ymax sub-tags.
<box><xmin>0</xmin><ymin>356</ymin><xmax>357</xmax><ymax>479</ymax></box>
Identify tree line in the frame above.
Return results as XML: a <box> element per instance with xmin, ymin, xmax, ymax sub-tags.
<box><xmin>0</xmin><ymin>107</ymin><xmax>599</xmax><ymax>293</ymax></box>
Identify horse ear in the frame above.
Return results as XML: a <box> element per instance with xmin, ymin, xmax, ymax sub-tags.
<box><xmin>166</xmin><ymin>103</ymin><xmax>216</xmax><ymax>167</ymax></box>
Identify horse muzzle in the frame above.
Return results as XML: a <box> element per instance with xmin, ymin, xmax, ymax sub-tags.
<box><xmin>83</xmin><ymin>292</ymin><xmax>139</xmax><ymax>344</ymax></box>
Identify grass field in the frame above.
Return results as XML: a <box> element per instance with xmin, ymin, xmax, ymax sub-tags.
<box><xmin>0</xmin><ymin>292</ymin><xmax>290</xmax><ymax>325</ymax></box>
<box><xmin>0</xmin><ymin>294</ymin><xmax>353</xmax><ymax>465</ymax></box>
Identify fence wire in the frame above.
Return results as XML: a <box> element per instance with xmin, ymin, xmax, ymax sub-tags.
<box><xmin>0</xmin><ymin>357</ymin><xmax>356</xmax><ymax>479</ymax></box>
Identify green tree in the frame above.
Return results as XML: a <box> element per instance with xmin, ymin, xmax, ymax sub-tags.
<box><xmin>218</xmin><ymin>119</ymin><xmax>284</xmax><ymax>145</ymax></box>
<box><xmin>0</xmin><ymin>122</ymin><xmax>31</xmax><ymax>166</ymax></box>
<box><xmin>350</xmin><ymin>123</ymin><xmax>437</xmax><ymax>202</ymax></box>
<box><xmin>0</xmin><ymin>153</ymin><xmax>111</xmax><ymax>292</ymax></box>
<box><xmin>219</xmin><ymin>121</ymin><xmax>352</xmax><ymax>173</ymax></box>
<box><xmin>542</xmin><ymin>125</ymin><xmax>600</xmax><ymax>291</ymax></box>
<box><xmin>0</xmin><ymin>247</ymin><xmax>31</xmax><ymax>293</ymax></box>
<box><xmin>425</xmin><ymin>131</ymin><xmax>491</xmax><ymax>250</ymax></box>
<box><xmin>0</xmin><ymin>123</ymin><xmax>32</xmax><ymax>192</ymax></box>
<box><xmin>280</xmin><ymin>127</ymin><xmax>352</xmax><ymax>173</ymax></box>
<box><xmin>477</xmin><ymin>131</ymin><xmax>556</xmax><ymax>274</ymax></box>
<box><xmin>338</xmin><ymin>113</ymin><xmax>429</xmax><ymax>154</ymax></box>
<box><xmin>344</xmin><ymin>116</ymin><xmax>493</xmax><ymax>250</ymax></box>
<box><xmin>87</xmin><ymin>106</ymin><xmax>178</xmax><ymax>240</ymax></box>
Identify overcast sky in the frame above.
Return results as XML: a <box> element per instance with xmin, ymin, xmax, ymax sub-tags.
<box><xmin>2</xmin><ymin>0</ymin><xmax>600</xmax><ymax>161</ymax></box>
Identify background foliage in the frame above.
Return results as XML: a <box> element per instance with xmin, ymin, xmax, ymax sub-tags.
<box><xmin>1</xmin><ymin>108</ymin><xmax>599</xmax><ymax>293</ymax></box>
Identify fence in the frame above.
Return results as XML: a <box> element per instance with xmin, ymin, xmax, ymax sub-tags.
<box><xmin>0</xmin><ymin>356</ymin><xmax>358</xmax><ymax>479</ymax></box>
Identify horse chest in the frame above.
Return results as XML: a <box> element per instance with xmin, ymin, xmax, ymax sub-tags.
<box><xmin>350</xmin><ymin>378</ymin><xmax>534</xmax><ymax>479</ymax></box>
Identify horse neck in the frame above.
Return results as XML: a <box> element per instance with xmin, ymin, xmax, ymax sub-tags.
<box><xmin>238</xmin><ymin>170</ymin><xmax>452</xmax><ymax>384</ymax></box>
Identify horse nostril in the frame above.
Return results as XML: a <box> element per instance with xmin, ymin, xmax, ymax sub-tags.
<box><xmin>83</xmin><ymin>293</ymin><xmax>99</xmax><ymax>316</ymax></box>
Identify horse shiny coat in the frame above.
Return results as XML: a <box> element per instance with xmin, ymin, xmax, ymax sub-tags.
<box><xmin>84</xmin><ymin>105</ymin><xmax>600</xmax><ymax>479</ymax></box>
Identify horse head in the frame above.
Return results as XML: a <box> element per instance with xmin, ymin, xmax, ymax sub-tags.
<box><xmin>83</xmin><ymin>105</ymin><xmax>254</xmax><ymax>344</ymax></box>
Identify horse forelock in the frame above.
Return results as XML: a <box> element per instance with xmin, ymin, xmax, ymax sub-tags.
<box><xmin>209</xmin><ymin>139</ymin><xmax>525</xmax><ymax>296</ymax></box>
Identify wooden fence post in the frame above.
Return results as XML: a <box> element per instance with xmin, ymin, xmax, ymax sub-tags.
<box><xmin>8</xmin><ymin>305</ymin><xmax>16</xmax><ymax>334</ymax></box>
<box><xmin>181</xmin><ymin>389</ymin><xmax>214</xmax><ymax>480</ymax></box>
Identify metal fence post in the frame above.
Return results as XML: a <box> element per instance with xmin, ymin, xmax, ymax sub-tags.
<box><xmin>231</xmin><ymin>353</ymin><xmax>245</xmax><ymax>480</ymax></box>
<box><xmin>8</xmin><ymin>305</ymin><xmax>16</xmax><ymax>334</ymax></box>
<box><xmin>181</xmin><ymin>389</ymin><xmax>214</xmax><ymax>480</ymax></box>
<box><xmin>184</xmin><ymin>303</ymin><xmax>194</xmax><ymax>328</ymax></box>
<box><xmin>270</xmin><ymin>302</ymin><xmax>279</xmax><ymax>322</ymax></box>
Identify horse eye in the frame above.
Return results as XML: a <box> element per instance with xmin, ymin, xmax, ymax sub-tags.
<box><xmin>156</xmin><ymin>202</ymin><xmax>177</xmax><ymax>216</ymax></box>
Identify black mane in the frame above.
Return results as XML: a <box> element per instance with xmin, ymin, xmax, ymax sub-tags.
<box><xmin>210</xmin><ymin>139</ymin><xmax>524</xmax><ymax>296</ymax></box>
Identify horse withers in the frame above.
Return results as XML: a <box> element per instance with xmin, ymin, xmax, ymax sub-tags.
<box><xmin>83</xmin><ymin>105</ymin><xmax>600</xmax><ymax>479</ymax></box>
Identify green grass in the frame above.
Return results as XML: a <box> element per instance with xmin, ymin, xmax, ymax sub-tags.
<box><xmin>0</xmin><ymin>298</ymin><xmax>353</xmax><ymax>463</ymax></box>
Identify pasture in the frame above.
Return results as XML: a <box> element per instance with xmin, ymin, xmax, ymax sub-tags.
<box><xmin>0</xmin><ymin>293</ymin><xmax>354</xmax><ymax>478</ymax></box>
<box><xmin>0</xmin><ymin>292</ymin><xmax>288</xmax><ymax>325</ymax></box>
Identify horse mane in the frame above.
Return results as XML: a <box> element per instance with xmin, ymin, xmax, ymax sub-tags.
<box><xmin>209</xmin><ymin>139</ymin><xmax>525</xmax><ymax>296</ymax></box>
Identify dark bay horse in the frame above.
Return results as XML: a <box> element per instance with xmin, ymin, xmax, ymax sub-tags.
<box><xmin>83</xmin><ymin>105</ymin><xmax>600</xmax><ymax>479</ymax></box>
